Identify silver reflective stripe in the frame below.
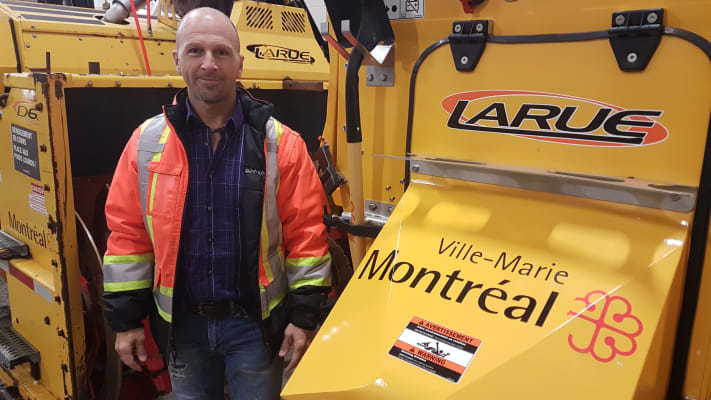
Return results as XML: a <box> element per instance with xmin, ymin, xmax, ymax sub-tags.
<box><xmin>153</xmin><ymin>290</ymin><xmax>173</xmax><ymax>319</ymax></box>
<box><xmin>286</xmin><ymin>258</ymin><xmax>332</xmax><ymax>286</ymax></box>
<box><xmin>264</xmin><ymin>118</ymin><xmax>283</xmax><ymax>282</ymax></box>
<box><xmin>137</xmin><ymin>115</ymin><xmax>168</xmax><ymax>222</ymax></box>
<box><xmin>104</xmin><ymin>261</ymin><xmax>154</xmax><ymax>283</ymax></box>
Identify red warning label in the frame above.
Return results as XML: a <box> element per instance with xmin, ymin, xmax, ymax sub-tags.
<box><xmin>389</xmin><ymin>316</ymin><xmax>481</xmax><ymax>383</ymax></box>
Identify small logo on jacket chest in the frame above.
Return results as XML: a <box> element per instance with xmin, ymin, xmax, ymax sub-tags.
<box><xmin>245</xmin><ymin>168</ymin><xmax>265</xmax><ymax>176</ymax></box>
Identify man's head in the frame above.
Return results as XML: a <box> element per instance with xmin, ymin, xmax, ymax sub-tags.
<box><xmin>173</xmin><ymin>7</ymin><xmax>244</xmax><ymax>106</ymax></box>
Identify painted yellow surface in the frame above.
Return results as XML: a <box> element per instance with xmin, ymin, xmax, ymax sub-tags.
<box><xmin>287</xmin><ymin>0</ymin><xmax>711</xmax><ymax>398</ymax></box>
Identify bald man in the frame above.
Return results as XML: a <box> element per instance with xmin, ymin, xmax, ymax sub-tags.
<box><xmin>102</xmin><ymin>8</ymin><xmax>332</xmax><ymax>399</ymax></box>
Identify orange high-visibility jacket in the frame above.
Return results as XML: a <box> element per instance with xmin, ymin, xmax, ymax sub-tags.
<box><xmin>102</xmin><ymin>88</ymin><xmax>332</xmax><ymax>337</ymax></box>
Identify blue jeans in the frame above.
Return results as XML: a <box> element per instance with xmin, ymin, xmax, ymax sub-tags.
<box><xmin>168</xmin><ymin>311</ymin><xmax>283</xmax><ymax>400</ymax></box>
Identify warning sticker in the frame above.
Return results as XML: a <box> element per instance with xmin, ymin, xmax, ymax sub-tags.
<box><xmin>389</xmin><ymin>317</ymin><xmax>480</xmax><ymax>383</ymax></box>
<box><xmin>384</xmin><ymin>0</ymin><xmax>424</xmax><ymax>20</ymax></box>
<box><xmin>11</xmin><ymin>124</ymin><xmax>40</xmax><ymax>180</ymax></box>
<box><xmin>29</xmin><ymin>183</ymin><xmax>48</xmax><ymax>216</ymax></box>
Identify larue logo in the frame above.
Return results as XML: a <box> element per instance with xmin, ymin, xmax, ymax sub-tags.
<box><xmin>246</xmin><ymin>44</ymin><xmax>315</xmax><ymax>64</ymax></box>
<box><xmin>441</xmin><ymin>90</ymin><xmax>669</xmax><ymax>147</ymax></box>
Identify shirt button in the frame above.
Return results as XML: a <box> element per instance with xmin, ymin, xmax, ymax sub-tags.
<box><xmin>207</xmin><ymin>206</ymin><xmax>212</xmax><ymax>212</ymax></box>
<box><xmin>208</xmin><ymin>235</ymin><xmax>213</xmax><ymax>243</ymax></box>
<box><xmin>208</xmin><ymin>269</ymin><xmax>213</xmax><ymax>276</ymax></box>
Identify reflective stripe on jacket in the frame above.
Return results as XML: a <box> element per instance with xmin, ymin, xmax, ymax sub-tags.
<box><xmin>103</xmin><ymin>88</ymin><xmax>331</xmax><ymax>331</ymax></box>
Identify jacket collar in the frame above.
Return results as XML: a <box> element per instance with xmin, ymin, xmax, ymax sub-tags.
<box><xmin>163</xmin><ymin>85</ymin><xmax>273</xmax><ymax>141</ymax></box>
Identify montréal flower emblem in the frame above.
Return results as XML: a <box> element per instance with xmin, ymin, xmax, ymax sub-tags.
<box><xmin>567</xmin><ymin>290</ymin><xmax>643</xmax><ymax>362</ymax></box>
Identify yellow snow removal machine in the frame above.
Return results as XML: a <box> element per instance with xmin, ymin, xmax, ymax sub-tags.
<box><xmin>284</xmin><ymin>0</ymin><xmax>711</xmax><ymax>399</ymax></box>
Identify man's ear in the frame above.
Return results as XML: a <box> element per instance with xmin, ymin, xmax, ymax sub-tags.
<box><xmin>173</xmin><ymin>49</ymin><xmax>181</xmax><ymax>74</ymax></box>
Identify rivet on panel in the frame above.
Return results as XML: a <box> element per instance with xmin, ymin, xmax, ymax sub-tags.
<box><xmin>32</xmin><ymin>33</ymin><xmax>37</xmax><ymax>38</ymax></box>
<box><xmin>115</xmin><ymin>81</ymin><xmax>122</xmax><ymax>87</ymax></box>
<box><xmin>87</xmin><ymin>81</ymin><xmax>93</xmax><ymax>87</ymax></box>
<box><xmin>389</xmin><ymin>196</ymin><xmax>396</xmax><ymax>201</ymax></box>
<box><xmin>40</xmin><ymin>145</ymin><xmax>47</xmax><ymax>152</ymax></box>
<box><xmin>368</xmin><ymin>203</ymin><xmax>377</xmax><ymax>211</ymax></box>
<box><xmin>385</xmin><ymin>185</ymin><xmax>391</xmax><ymax>190</ymax></box>
<box><xmin>25</xmin><ymin>43</ymin><xmax>30</xmax><ymax>48</ymax></box>
<box><xmin>44</xmin><ymin>317</ymin><xmax>50</xmax><ymax>325</ymax></box>
<box><xmin>43</xmin><ymin>184</ymin><xmax>50</xmax><ymax>191</ymax></box>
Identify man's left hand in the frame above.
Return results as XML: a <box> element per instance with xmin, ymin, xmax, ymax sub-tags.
<box><xmin>279</xmin><ymin>323</ymin><xmax>316</xmax><ymax>373</ymax></box>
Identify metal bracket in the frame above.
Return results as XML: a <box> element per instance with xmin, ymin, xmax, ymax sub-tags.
<box><xmin>365</xmin><ymin>47</ymin><xmax>395</xmax><ymax>86</ymax></box>
<box><xmin>320</xmin><ymin>21</ymin><xmax>350</xmax><ymax>61</ymax></box>
<box><xmin>449</xmin><ymin>20</ymin><xmax>492</xmax><ymax>72</ymax></box>
<box><xmin>609</xmin><ymin>9</ymin><xmax>664</xmax><ymax>71</ymax></box>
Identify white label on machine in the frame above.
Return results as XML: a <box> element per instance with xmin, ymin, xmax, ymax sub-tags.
<box><xmin>384</xmin><ymin>0</ymin><xmax>424</xmax><ymax>20</ymax></box>
<box><xmin>389</xmin><ymin>316</ymin><xmax>480</xmax><ymax>383</ymax></box>
<box><xmin>29</xmin><ymin>183</ymin><xmax>48</xmax><ymax>216</ymax></box>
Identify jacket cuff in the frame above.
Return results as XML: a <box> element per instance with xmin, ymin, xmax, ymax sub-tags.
<box><xmin>286</xmin><ymin>288</ymin><xmax>328</xmax><ymax>330</ymax></box>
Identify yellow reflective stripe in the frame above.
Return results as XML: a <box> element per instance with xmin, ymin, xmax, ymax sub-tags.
<box><xmin>104</xmin><ymin>280</ymin><xmax>152</xmax><ymax>292</ymax></box>
<box><xmin>103</xmin><ymin>253</ymin><xmax>154</xmax><ymax>264</ymax></box>
<box><xmin>260</xmin><ymin>224</ymin><xmax>275</xmax><ymax>282</ymax></box>
<box><xmin>262</xmin><ymin>290</ymin><xmax>287</xmax><ymax>319</ymax></box>
<box><xmin>285</xmin><ymin>254</ymin><xmax>331</xmax><ymax>268</ymax></box>
<box><xmin>159</xmin><ymin>285</ymin><xmax>173</xmax><ymax>297</ymax></box>
<box><xmin>274</xmin><ymin>120</ymin><xmax>283</xmax><ymax>145</ymax></box>
<box><xmin>151</xmin><ymin>125</ymin><xmax>171</xmax><ymax>162</ymax></box>
<box><xmin>155</xmin><ymin>301</ymin><xmax>172</xmax><ymax>322</ymax></box>
<box><xmin>148</xmin><ymin>171</ymin><xmax>158</xmax><ymax>213</ymax></box>
<box><xmin>146</xmin><ymin>214</ymin><xmax>155</xmax><ymax>244</ymax></box>
<box><xmin>289</xmin><ymin>277</ymin><xmax>332</xmax><ymax>290</ymax></box>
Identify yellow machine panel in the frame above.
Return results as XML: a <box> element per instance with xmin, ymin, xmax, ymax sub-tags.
<box><xmin>284</xmin><ymin>0</ymin><xmax>711</xmax><ymax>398</ymax></box>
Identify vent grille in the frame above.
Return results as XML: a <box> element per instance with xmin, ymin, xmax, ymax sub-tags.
<box><xmin>245</xmin><ymin>5</ymin><xmax>273</xmax><ymax>30</ymax></box>
<box><xmin>281</xmin><ymin>10</ymin><xmax>306</xmax><ymax>33</ymax></box>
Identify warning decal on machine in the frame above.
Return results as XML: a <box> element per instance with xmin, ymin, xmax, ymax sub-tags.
<box><xmin>389</xmin><ymin>316</ymin><xmax>480</xmax><ymax>383</ymax></box>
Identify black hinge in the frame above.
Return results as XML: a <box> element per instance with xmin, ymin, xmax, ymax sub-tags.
<box><xmin>449</xmin><ymin>20</ymin><xmax>492</xmax><ymax>72</ymax></box>
<box><xmin>609</xmin><ymin>9</ymin><xmax>664</xmax><ymax>71</ymax></box>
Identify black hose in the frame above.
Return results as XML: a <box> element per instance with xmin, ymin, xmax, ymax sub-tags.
<box><xmin>345</xmin><ymin>50</ymin><xmax>365</xmax><ymax>143</ymax></box>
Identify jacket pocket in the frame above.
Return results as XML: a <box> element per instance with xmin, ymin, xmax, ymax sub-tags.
<box><xmin>146</xmin><ymin>161</ymin><xmax>183</xmax><ymax>220</ymax></box>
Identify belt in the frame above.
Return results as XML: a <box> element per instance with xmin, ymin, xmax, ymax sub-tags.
<box><xmin>176</xmin><ymin>300</ymin><xmax>249</xmax><ymax>319</ymax></box>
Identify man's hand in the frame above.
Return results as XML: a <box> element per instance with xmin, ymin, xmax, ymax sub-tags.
<box><xmin>115</xmin><ymin>327</ymin><xmax>147</xmax><ymax>371</ymax></box>
<box><xmin>279</xmin><ymin>323</ymin><xmax>316</xmax><ymax>373</ymax></box>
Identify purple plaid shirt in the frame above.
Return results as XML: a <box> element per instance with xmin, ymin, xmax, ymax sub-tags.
<box><xmin>178</xmin><ymin>98</ymin><xmax>249</xmax><ymax>304</ymax></box>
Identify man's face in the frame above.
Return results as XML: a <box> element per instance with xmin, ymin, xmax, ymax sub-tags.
<box><xmin>174</xmin><ymin>23</ymin><xmax>244</xmax><ymax>105</ymax></box>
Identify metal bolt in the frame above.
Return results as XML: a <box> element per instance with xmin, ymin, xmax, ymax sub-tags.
<box><xmin>399</xmin><ymin>179</ymin><xmax>405</xmax><ymax>184</ymax></box>
<box><xmin>454</xmin><ymin>24</ymin><xmax>462</xmax><ymax>33</ymax></box>
<box><xmin>627</xmin><ymin>52</ymin><xmax>638</xmax><ymax>63</ymax></box>
<box><xmin>87</xmin><ymin>81</ymin><xmax>93</xmax><ymax>87</ymax></box>
<box><xmin>670</xmin><ymin>194</ymin><xmax>681</xmax><ymax>202</ymax></box>
<box><xmin>475</xmin><ymin>23</ymin><xmax>484</xmax><ymax>32</ymax></box>
<box><xmin>379</xmin><ymin>73</ymin><xmax>388</xmax><ymax>82</ymax></box>
<box><xmin>119</xmin><ymin>39</ymin><xmax>124</xmax><ymax>43</ymax></box>
<box><xmin>368</xmin><ymin>202</ymin><xmax>377</xmax><ymax>211</ymax></box>
<box><xmin>32</xmin><ymin>33</ymin><xmax>37</xmax><ymax>38</ymax></box>
<box><xmin>34</xmin><ymin>103</ymin><xmax>42</xmax><ymax>111</ymax></box>
<box><xmin>167</xmin><ymin>82</ymin><xmax>173</xmax><ymax>88</ymax></box>
<box><xmin>385</xmin><ymin>185</ymin><xmax>391</xmax><ymax>190</ymax></box>
<box><xmin>366</xmin><ymin>73</ymin><xmax>374</xmax><ymax>81</ymax></box>
<box><xmin>412</xmin><ymin>164</ymin><xmax>420</xmax><ymax>172</ymax></box>
<box><xmin>387</xmin><ymin>207</ymin><xmax>394</xmax><ymax>213</ymax></box>
<box><xmin>615</xmin><ymin>14</ymin><xmax>626</xmax><ymax>26</ymax></box>
<box><xmin>25</xmin><ymin>43</ymin><xmax>30</xmax><ymax>48</ymax></box>
<box><xmin>43</xmin><ymin>184</ymin><xmax>50</xmax><ymax>192</ymax></box>
<box><xmin>343</xmin><ymin>124</ymin><xmax>347</xmax><ymax>131</ymax></box>
<box><xmin>78</xmin><ymin>36</ymin><xmax>82</xmax><ymax>41</ymax></box>
<box><xmin>39</xmin><ymin>145</ymin><xmax>47</xmax><ymax>152</ymax></box>
<box><xmin>44</xmin><ymin>317</ymin><xmax>50</xmax><ymax>325</ymax></box>
<box><xmin>460</xmin><ymin>56</ymin><xmax>469</xmax><ymax>65</ymax></box>
<box><xmin>646</xmin><ymin>13</ymin><xmax>658</xmax><ymax>24</ymax></box>
<box><xmin>389</xmin><ymin>196</ymin><xmax>396</xmax><ymax>201</ymax></box>
<box><xmin>115</xmin><ymin>81</ymin><xmax>122</xmax><ymax>87</ymax></box>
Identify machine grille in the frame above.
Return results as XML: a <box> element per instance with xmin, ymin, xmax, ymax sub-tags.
<box><xmin>281</xmin><ymin>10</ymin><xmax>306</xmax><ymax>33</ymax></box>
<box><xmin>245</xmin><ymin>5</ymin><xmax>273</xmax><ymax>30</ymax></box>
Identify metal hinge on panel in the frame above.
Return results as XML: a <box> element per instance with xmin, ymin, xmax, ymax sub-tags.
<box><xmin>449</xmin><ymin>20</ymin><xmax>492</xmax><ymax>72</ymax></box>
<box><xmin>609</xmin><ymin>9</ymin><xmax>664</xmax><ymax>71</ymax></box>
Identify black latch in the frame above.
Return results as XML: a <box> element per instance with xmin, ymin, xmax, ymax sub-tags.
<box><xmin>609</xmin><ymin>9</ymin><xmax>664</xmax><ymax>71</ymax></box>
<box><xmin>449</xmin><ymin>20</ymin><xmax>492</xmax><ymax>72</ymax></box>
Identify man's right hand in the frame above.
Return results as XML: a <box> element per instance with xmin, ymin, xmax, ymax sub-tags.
<box><xmin>115</xmin><ymin>327</ymin><xmax>147</xmax><ymax>371</ymax></box>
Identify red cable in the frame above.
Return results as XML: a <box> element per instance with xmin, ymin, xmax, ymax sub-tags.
<box><xmin>130</xmin><ymin>0</ymin><xmax>152</xmax><ymax>75</ymax></box>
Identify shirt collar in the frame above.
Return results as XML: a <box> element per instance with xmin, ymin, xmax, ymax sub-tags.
<box><xmin>185</xmin><ymin>96</ymin><xmax>244</xmax><ymax>137</ymax></box>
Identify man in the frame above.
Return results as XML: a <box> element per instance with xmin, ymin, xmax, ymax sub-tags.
<box><xmin>102</xmin><ymin>7</ymin><xmax>332</xmax><ymax>399</ymax></box>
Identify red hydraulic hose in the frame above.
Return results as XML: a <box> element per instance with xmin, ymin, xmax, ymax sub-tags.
<box><xmin>130</xmin><ymin>0</ymin><xmax>152</xmax><ymax>75</ymax></box>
